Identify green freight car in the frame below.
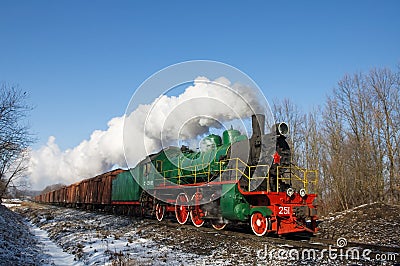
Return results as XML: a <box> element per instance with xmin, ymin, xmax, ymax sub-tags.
<box><xmin>111</xmin><ymin>170</ymin><xmax>142</xmax><ymax>203</ymax></box>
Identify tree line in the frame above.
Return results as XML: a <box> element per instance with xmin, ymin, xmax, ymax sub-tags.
<box><xmin>274</xmin><ymin>67</ymin><xmax>399</xmax><ymax>214</ymax></box>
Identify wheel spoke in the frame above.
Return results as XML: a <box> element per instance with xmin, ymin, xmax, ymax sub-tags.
<box><xmin>155</xmin><ymin>203</ymin><xmax>164</xmax><ymax>221</ymax></box>
<box><xmin>175</xmin><ymin>192</ymin><xmax>189</xmax><ymax>224</ymax></box>
<box><xmin>190</xmin><ymin>192</ymin><xmax>204</xmax><ymax>227</ymax></box>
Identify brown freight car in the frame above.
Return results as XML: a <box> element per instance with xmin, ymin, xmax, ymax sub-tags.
<box><xmin>54</xmin><ymin>186</ymin><xmax>66</xmax><ymax>205</ymax></box>
<box><xmin>60</xmin><ymin>186</ymin><xmax>67</xmax><ymax>204</ymax></box>
<box><xmin>65</xmin><ymin>182</ymin><xmax>79</xmax><ymax>207</ymax></box>
<box><xmin>78</xmin><ymin>169</ymin><xmax>124</xmax><ymax>210</ymax></box>
<box><xmin>35</xmin><ymin>169</ymin><xmax>124</xmax><ymax>210</ymax></box>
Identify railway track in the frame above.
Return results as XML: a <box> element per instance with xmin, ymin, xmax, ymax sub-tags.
<box><xmin>144</xmin><ymin>215</ymin><xmax>400</xmax><ymax>253</ymax></box>
<box><xmin>34</xmin><ymin>202</ymin><xmax>400</xmax><ymax>255</ymax></box>
<box><xmin>20</xmin><ymin>203</ymin><xmax>400</xmax><ymax>264</ymax></box>
<box><xmin>148</xmin><ymin>215</ymin><xmax>400</xmax><ymax>264</ymax></box>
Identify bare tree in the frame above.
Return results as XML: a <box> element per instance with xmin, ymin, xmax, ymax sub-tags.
<box><xmin>272</xmin><ymin>98</ymin><xmax>306</xmax><ymax>165</ymax></box>
<box><xmin>0</xmin><ymin>83</ymin><xmax>33</xmax><ymax>200</ymax></box>
<box><xmin>319</xmin><ymin>67</ymin><xmax>400</xmax><ymax>212</ymax></box>
<box><xmin>368</xmin><ymin>68</ymin><xmax>400</xmax><ymax>202</ymax></box>
<box><xmin>272</xmin><ymin>67</ymin><xmax>399</xmax><ymax>214</ymax></box>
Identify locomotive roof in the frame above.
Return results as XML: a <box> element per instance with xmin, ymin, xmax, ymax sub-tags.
<box><xmin>149</xmin><ymin>146</ymin><xmax>180</xmax><ymax>159</ymax></box>
<box><xmin>136</xmin><ymin>146</ymin><xmax>182</xmax><ymax>166</ymax></box>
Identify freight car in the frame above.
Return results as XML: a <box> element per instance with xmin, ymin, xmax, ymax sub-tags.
<box><xmin>35</xmin><ymin>114</ymin><xmax>318</xmax><ymax>237</ymax></box>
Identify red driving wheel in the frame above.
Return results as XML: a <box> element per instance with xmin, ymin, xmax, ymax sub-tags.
<box><xmin>211</xmin><ymin>221</ymin><xmax>227</xmax><ymax>230</ymax></box>
<box><xmin>175</xmin><ymin>192</ymin><xmax>189</xmax><ymax>224</ymax></box>
<box><xmin>190</xmin><ymin>192</ymin><xmax>205</xmax><ymax>227</ymax></box>
<box><xmin>250</xmin><ymin>212</ymin><xmax>268</xmax><ymax>236</ymax></box>
<box><xmin>155</xmin><ymin>203</ymin><xmax>165</xmax><ymax>222</ymax></box>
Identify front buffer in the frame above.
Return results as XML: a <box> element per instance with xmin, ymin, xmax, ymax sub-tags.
<box><xmin>219</xmin><ymin>184</ymin><xmax>318</xmax><ymax>236</ymax></box>
<box><xmin>267</xmin><ymin>190</ymin><xmax>318</xmax><ymax>236</ymax></box>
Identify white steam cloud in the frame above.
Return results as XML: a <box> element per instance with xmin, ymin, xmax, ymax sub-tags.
<box><xmin>28</xmin><ymin>76</ymin><xmax>266</xmax><ymax>190</ymax></box>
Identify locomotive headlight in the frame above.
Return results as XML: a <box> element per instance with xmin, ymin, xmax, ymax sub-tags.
<box><xmin>299</xmin><ymin>188</ymin><xmax>307</xmax><ymax>197</ymax></box>
<box><xmin>286</xmin><ymin>188</ymin><xmax>294</xmax><ymax>197</ymax></box>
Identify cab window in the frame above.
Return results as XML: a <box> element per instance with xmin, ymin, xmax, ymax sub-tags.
<box><xmin>156</xmin><ymin>160</ymin><xmax>163</xmax><ymax>172</ymax></box>
<box><xmin>143</xmin><ymin>163</ymin><xmax>151</xmax><ymax>176</ymax></box>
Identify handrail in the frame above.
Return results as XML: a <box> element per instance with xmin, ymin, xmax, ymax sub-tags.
<box><xmin>277</xmin><ymin>165</ymin><xmax>318</xmax><ymax>194</ymax></box>
<box><xmin>151</xmin><ymin>157</ymin><xmax>317</xmax><ymax>193</ymax></box>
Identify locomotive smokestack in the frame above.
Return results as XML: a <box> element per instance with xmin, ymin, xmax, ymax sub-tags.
<box><xmin>251</xmin><ymin>114</ymin><xmax>265</xmax><ymax>137</ymax></box>
<box><xmin>249</xmin><ymin>114</ymin><xmax>265</xmax><ymax>165</ymax></box>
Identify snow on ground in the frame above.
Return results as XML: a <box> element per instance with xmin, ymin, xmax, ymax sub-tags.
<box><xmin>318</xmin><ymin>202</ymin><xmax>400</xmax><ymax>247</ymax></box>
<box><xmin>2</xmin><ymin>201</ymin><xmax>399</xmax><ymax>265</ymax></box>
<box><xmin>1</xmin><ymin>198</ymin><xmax>22</xmax><ymax>208</ymax></box>
<box><xmin>0</xmin><ymin>204</ymin><xmax>47</xmax><ymax>266</ymax></box>
<box><xmin>12</xmin><ymin>203</ymin><xmax>207</xmax><ymax>265</ymax></box>
<box><xmin>30</xmin><ymin>223</ymin><xmax>80</xmax><ymax>266</ymax></box>
<box><xmin>7</xmin><ymin>202</ymin><xmax>302</xmax><ymax>265</ymax></box>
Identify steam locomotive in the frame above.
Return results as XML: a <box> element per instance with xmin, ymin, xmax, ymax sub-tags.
<box><xmin>35</xmin><ymin>114</ymin><xmax>318</xmax><ymax>236</ymax></box>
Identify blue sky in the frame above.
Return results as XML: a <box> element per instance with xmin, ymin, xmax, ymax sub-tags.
<box><xmin>1</xmin><ymin>0</ymin><xmax>399</xmax><ymax>150</ymax></box>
